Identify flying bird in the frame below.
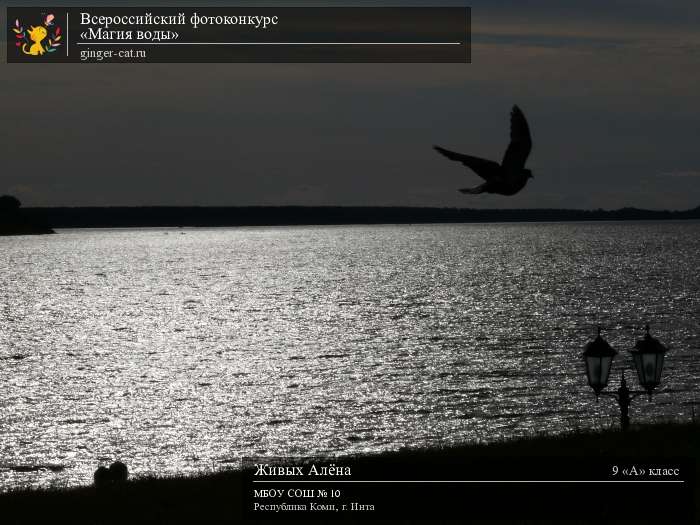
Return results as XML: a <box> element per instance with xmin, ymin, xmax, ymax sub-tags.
<box><xmin>434</xmin><ymin>105</ymin><xmax>533</xmax><ymax>196</ymax></box>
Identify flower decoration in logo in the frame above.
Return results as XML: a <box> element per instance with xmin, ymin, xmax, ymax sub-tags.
<box><xmin>12</xmin><ymin>14</ymin><xmax>62</xmax><ymax>56</ymax></box>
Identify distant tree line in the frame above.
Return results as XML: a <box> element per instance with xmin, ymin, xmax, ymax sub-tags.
<box><xmin>0</xmin><ymin>195</ymin><xmax>54</xmax><ymax>235</ymax></box>
<box><xmin>0</xmin><ymin>195</ymin><xmax>21</xmax><ymax>212</ymax></box>
<box><xmin>17</xmin><ymin>204</ymin><xmax>700</xmax><ymax>229</ymax></box>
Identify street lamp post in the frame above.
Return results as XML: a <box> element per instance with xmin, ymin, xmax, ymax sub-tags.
<box><xmin>582</xmin><ymin>324</ymin><xmax>668</xmax><ymax>431</ymax></box>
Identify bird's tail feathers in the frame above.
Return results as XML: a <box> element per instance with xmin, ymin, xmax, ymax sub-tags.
<box><xmin>459</xmin><ymin>185</ymin><xmax>486</xmax><ymax>194</ymax></box>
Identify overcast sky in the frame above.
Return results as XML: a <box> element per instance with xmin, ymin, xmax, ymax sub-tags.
<box><xmin>2</xmin><ymin>1</ymin><xmax>699</xmax><ymax>209</ymax></box>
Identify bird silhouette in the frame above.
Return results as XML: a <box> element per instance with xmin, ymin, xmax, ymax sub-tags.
<box><xmin>434</xmin><ymin>105</ymin><xmax>533</xmax><ymax>196</ymax></box>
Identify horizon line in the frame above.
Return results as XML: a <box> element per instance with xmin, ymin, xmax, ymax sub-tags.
<box><xmin>19</xmin><ymin>204</ymin><xmax>700</xmax><ymax>213</ymax></box>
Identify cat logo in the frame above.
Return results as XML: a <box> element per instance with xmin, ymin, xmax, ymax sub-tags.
<box><xmin>12</xmin><ymin>13</ymin><xmax>62</xmax><ymax>56</ymax></box>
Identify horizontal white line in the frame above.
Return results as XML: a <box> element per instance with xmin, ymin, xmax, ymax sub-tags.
<box><xmin>252</xmin><ymin>480</ymin><xmax>684</xmax><ymax>484</ymax></box>
<box><xmin>75</xmin><ymin>42</ymin><xmax>462</xmax><ymax>46</ymax></box>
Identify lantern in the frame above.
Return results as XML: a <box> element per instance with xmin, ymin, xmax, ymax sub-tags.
<box><xmin>582</xmin><ymin>328</ymin><xmax>617</xmax><ymax>398</ymax></box>
<box><xmin>630</xmin><ymin>324</ymin><xmax>668</xmax><ymax>398</ymax></box>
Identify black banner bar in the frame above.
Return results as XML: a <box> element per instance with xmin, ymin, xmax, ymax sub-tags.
<box><xmin>7</xmin><ymin>7</ymin><xmax>470</xmax><ymax>63</ymax></box>
<box><xmin>242</xmin><ymin>457</ymin><xmax>695</xmax><ymax>520</ymax></box>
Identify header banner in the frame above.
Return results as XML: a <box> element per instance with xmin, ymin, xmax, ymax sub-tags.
<box><xmin>7</xmin><ymin>7</ymin><xmax>470</xmax><ymax>63</ymax></box>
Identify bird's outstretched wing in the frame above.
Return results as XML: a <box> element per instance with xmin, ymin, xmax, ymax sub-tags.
<box><xmin>501</xmin><ymin>105</ymin><xmax>532</xmax><ymax>170</ymax></box>
<box><xmin>459</xmin><ymin>184</ymin><xmax>487</xmax><ymax>194</ymax></box>
<box><xmin>433</xmin><ymin>146</ymin><xmax>501</xmax><ymax>181</ymax></box>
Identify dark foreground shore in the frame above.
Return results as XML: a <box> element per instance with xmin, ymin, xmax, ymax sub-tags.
<box><xmin>1</xmin><ymin>422</ymin><xmax>697</xmax><ymax>524</ymax></box>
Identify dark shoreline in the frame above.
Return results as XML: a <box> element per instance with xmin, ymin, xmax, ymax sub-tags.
<box><xmin>1</xmin><ymin>422</ymin><xmax>697</xmax><ymax>524</ymax></box>
<box><xmin>0</xmin><ymin>216</ymin><xmax>55</xmax><ymax>236</ymax></box>
<box><xmin>0</xmin><ymin>225</ymin><xmax>55</xmax><ymax>236</ymax></box>
<box><xmin>20</xmin><ymin>205</ymin><xmax>700</xmax><ymax>229</ymax></box>
<box><xmin>0</xmin><ymin>199</ymin><xmax>55</xmax><ymax>236</ymax></box>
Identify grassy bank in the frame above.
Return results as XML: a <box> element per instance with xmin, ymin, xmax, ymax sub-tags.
<box><xmin>1</xmin><ymin>423</ymin><xmax>697</xmax><ymax>524</ymax></box>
